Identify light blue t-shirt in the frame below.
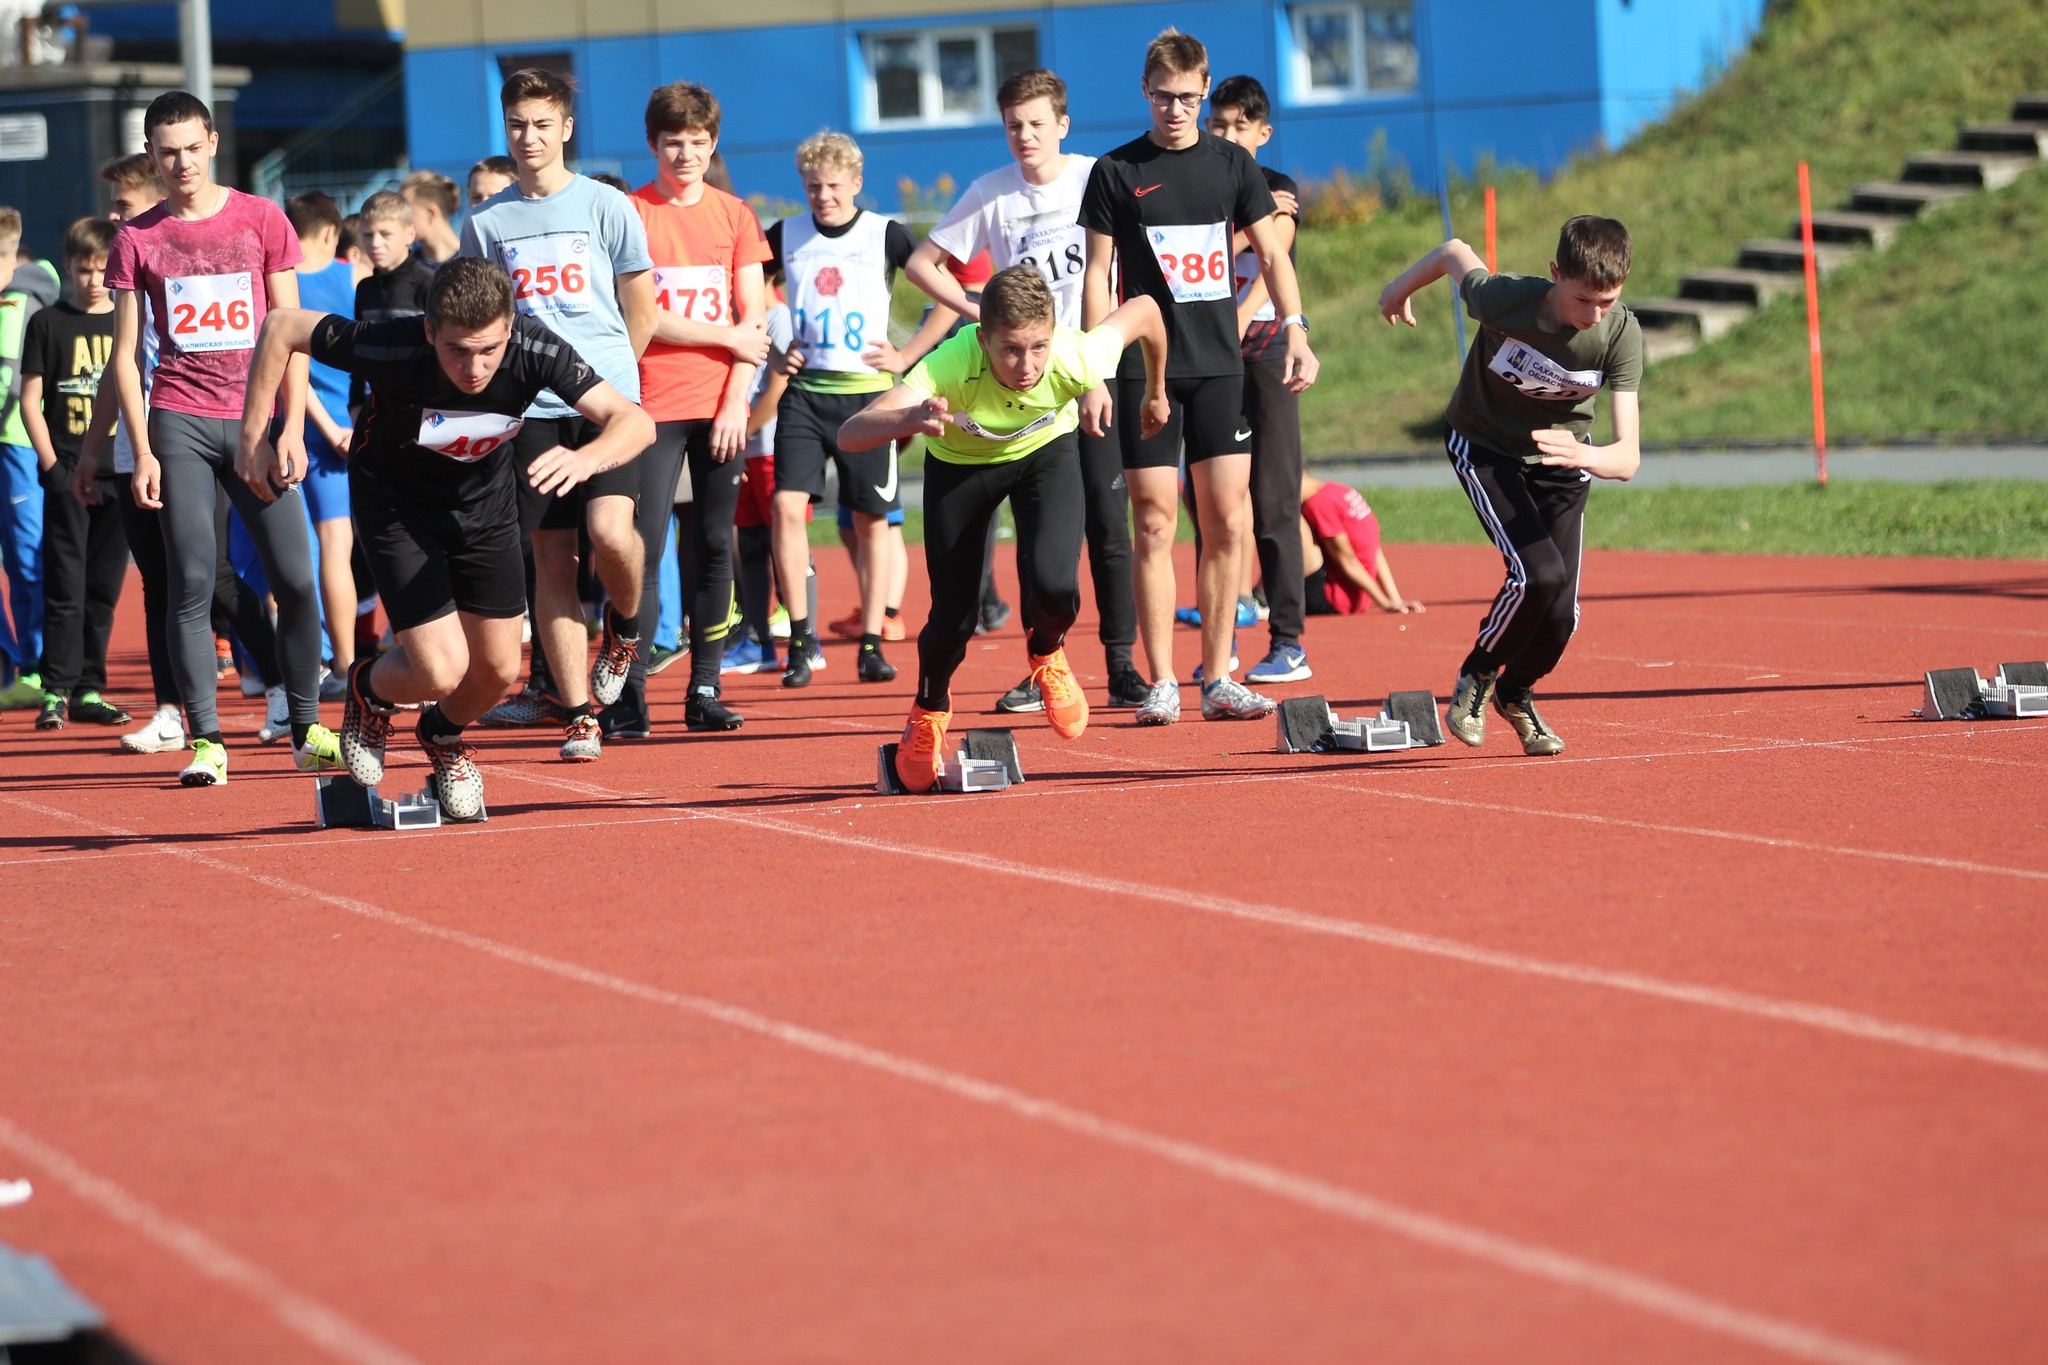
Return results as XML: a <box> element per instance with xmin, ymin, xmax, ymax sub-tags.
<box><xmin>458</xmin><ymin>174</ymin><xmax>652</xmax><ymax>419</ymax></box>
<box><xmin>295</xmin><ymin>258</ymin><xmax>356</xmax><ymax>426</ymax></box>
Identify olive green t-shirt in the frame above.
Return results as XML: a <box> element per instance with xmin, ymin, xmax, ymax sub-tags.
<box><xmin>1444</xmin><ymin>268</ymin><xmax>1642</xmax><ymax>464</ymax></box>
<box><xmin>900</xmin><ymin>322</ymin><xmax>1124</xmax><ymax>466</ymax></box>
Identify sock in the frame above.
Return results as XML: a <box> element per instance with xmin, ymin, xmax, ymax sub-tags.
<box><xmin>789</xmin><ymin>616</ymin><xmax>810</xmax><ymax>644</ymax></box>
<box><xmin>1460</xmin><ymin>648</ymin><xmax>1500</xmax><ymax>677</ymax></box>
<box><xmin>290</xmin><ymin>722</ymin><xmax>313</xmax><ymax>750</ymax></box>
<box><xmin>417</xmin><ymin>703</ymin><xmax>464</xmax><ymax>747</ymax></box>
<box><xmin>884</xmin><ymin>605</ymin><xmax>900</xmax><ymax>620</ymax></box>
<box><xmin>355</xmin><ymin>662</ymin><xmax>390</xmax><ymax>710</ymax></box>
<box><xmin>606</xmin><ymin>605</ymin><xmax>640</xmax><ymax>641</ymax></box>
<box><xmin>1495</xmin><ymin>679</ymin><xmax>1534</xmax><ymax>703</ymax></box>
<box><xmin>860</xmin><ymin>633</ymin><xmax>881</xmax><ymax>652</ymax></box>
<box><xmin>200</xmin><ymin>729</ymin><xmax>225</xmax><ymax>746</ymax></box>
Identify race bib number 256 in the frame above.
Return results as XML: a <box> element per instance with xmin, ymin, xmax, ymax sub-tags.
<box><xmin>503</xmin><ymin>233</ymin><xmax>592</xmax><ymax>315</ymax></box>
<box><xmin>167</xmin><ymin>272</ymin><xmax>256</xmax><ymax>353</ymax></box>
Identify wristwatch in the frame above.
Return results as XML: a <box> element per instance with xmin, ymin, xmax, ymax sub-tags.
<box><xmin>1280</xmin><ymin>312</ymin><xmax>1309</xmax><ymax>333</ymax></box>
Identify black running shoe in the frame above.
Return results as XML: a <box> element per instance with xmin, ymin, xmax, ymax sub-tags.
<box><xmin>35</xmin><ymin>694</ymin><xmax>64</xmax><ymax>730</ymax></box>
<box><xmin>70</xmin><ymin>691</ymin><xmax>130</xmax><ymax>725</ymax></box>
<box><xmin>975</xmin><ymin>599</ymin><xmax>1012</xmax><ymax>635</ymax></box>
<box><xmin>995</xmin><ymin>675</ymin><xmax>1044</xmax><ymax>713</ymax></box>
<box><xmin>1105</xmin><ymin>667</ymin><xmax>1151</xmax><ymax>709</ymax></box>
<box><xmin>782</xmin><ymin>637</ymin><xmax>814</xmax><ymax>688</ymax></box>
<box><xmin>599</xmin><ymin>693</ymin><xmax>653</xmax><ymax>739</ymax></box>
<box><xmin>685</xmin><ymin>686</ymin><xmax>744</xmax><ymax>732</ymax></box>
<box><xmin>857</xmin><ymin>646</ymin><xmax>897</xmax><ymax>683</ymax></box>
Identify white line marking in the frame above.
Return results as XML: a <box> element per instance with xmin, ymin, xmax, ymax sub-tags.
<box><xmin>0</xmin><ymin>1117</ymin><xmax>422</xmax><ymax>1365</ymax></box>
<box><xmin>0</xmin><ymin>797</ymin><xmax>1927</xmax><ymax>1365</ymax></box>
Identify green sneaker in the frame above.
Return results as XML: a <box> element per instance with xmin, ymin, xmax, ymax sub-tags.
<box><xmin>1494</xmin><ymin>692</ymin><xmax>1566</xmax><ymax>756</ymax></box>
<box><xmin>292</xmin><ymin>722</ymin><xmax>343</xmax><ymax>773</ymax></box>
<box><xmin>179</xmin><ymin>737</ymin><xmax>228</xmax><ymax>787</ymax></box>
<box><xmin>36</xmin><ymin>694</ymin><xmax>65</xmax><ymax>730</ymax></box>
<box><xmin>767</xmin><ymin>603</ymin><xmax>790</xmax><ymax>640</ymax></box>
<box><xmin>0</xmin><ymin>672</ymin><xmax>46</xmax><ymax>709</ymax></box>
<box><xmin>1444</xmin><ymin>668</ymin><xmax>1500</xmax><ymax>747</ymax></box>
<box><xmin>70</xmin><ymin>691</ymin><xmax>131</xmax><ymax>725</ymax></box>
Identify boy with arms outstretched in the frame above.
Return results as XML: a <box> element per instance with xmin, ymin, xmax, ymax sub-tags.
<box><xmin>1376</xmin><ymin>216</ymin><xmax>1641</xmax><ymax>755</ymax></box>
<box><xmin>840</xmin><ymin>267</ymin><xmax>1166</xmax><ymax>793</ymax></box>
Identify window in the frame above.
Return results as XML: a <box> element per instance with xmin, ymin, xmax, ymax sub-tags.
<box><xmin>861</xmin><ymin>25</ymin><xmax>1038</xmax><ymax>129</ymax></box>
<box><xmin>1288</xmin><ymin>2</ymin><xmax>1417</xmax><ymax>103</ymax></box>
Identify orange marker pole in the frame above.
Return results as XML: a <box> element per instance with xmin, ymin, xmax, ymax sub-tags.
<box><xmin>1798</xmin><ymin>161</ymin><xmax>1828</xmax><ymax>485</ymax></box>
<box><xmin>1483</xmin><ymin>185</ymin><xmax>1497</xmax><ymax>273</ymax></box>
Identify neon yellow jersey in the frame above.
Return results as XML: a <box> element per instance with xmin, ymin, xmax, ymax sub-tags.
<box><xmin>900</xmin><ymin>322</ymin><xmax>1123</xmax><ymax>466</ymax></box>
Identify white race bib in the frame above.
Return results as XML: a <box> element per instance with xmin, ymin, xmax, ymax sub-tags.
<box><xmin>1146</xmin><ymin>222</ymin><xmax>1231</xmax><ymax>303</ymax></box>
<box><xmin>1009</xmin><ymin>216</ymin><xmax>1088</xmax><ymax>292</ymax></box>
<box><xmin>1487</xmin><ymin>342</ymin><xmax>1603</xmax><ymax>402</ymax></box>
<box><xmin>653</xmin><ymin>265</ymin><xmax>729</xmax><ymax>325</ymax></box>
<box><xmin>417</xmin><ymin>409</ymin><xmax>523</xmax><ymax>463</ymax></box>
<box><xmin>1232</xmin><ymin>248</ymin><xmax>1274</xmax><ymax>322</ymax></box>
<box><xmin>166</xmin><ymin>272</ymin><xmax>256</xmax><ymax>353</ymax></box>
<box><xmin>502</xmin><ymin>233</ymin><xmax>593</xmax><ymax>316</ymax></box>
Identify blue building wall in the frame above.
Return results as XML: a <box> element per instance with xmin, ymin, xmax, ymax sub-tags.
<box><xmin>405</xmin><ymin>0</ymin><xmax>1764</xmax><ymax>214</ymax></box>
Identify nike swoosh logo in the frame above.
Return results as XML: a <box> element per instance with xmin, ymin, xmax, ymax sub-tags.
<box><xmin>873</xmin><ymin>447</ymin><xmax>898</xmax><ymax>503</ymax></box>
<box><xmin>1234</xmin><ymin>428</ymin><xmax>1253</xmax><ymax>443</ymax></box>
<box><xmin>1133</xmin><ymin>185</ymin><xmax>1162</xmax><ymax>197</ymax></box>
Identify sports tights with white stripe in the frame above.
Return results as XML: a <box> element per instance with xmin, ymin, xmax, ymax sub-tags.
<box><xmin>1445</xmin><ymin>425</ymin><xmax>1591</xmax><ymax>693</ymax></box>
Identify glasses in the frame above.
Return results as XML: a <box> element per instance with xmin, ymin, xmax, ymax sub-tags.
<box><xmin>1145</xmin><ymin>89</ymin><xmax>1205</xmax><ymax>110</ymax></box>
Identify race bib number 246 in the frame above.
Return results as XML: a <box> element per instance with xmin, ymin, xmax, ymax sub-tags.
<box><xmin>167</xmin><ymin>272</ymin><xmax>256</xmax><ymax>353</ymax></box>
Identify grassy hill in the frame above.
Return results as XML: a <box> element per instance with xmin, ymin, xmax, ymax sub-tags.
<box><xmin>1290</xmin><ymin>0</ymin><xmax>2048</xmax><ymax>454</ymax></box>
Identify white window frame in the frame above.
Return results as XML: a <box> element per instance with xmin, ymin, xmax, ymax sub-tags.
<box><xmin>859</xmin><ymin>24</ymin><xmax>1036</xmax><ymax>130</ymax></box>
<box><xmin>1288</xmin><ymin>1</ymin><xmax>1417</xmax><ymax>104</ymax></box>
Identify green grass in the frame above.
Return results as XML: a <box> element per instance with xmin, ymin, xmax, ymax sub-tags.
<box><xmin>810</xmin><ymin>481</ymin><xmax>2048</xmax><ymax>558</ymax></box>
<box><xmin>1287</xmin><ymin>0</ymin><xmax>2048</xmax><ymax>454</ymax></box>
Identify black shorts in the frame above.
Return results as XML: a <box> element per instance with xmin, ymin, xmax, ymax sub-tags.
<box><xmin>514</xmin><ymin>414</ymin><xmax>642</xmax><ymax>534</ymax></box>
<box><xmin>1116</xmin><ymin>372</ymin><xmax>1249</xmax><ymax>471</ymax></box>
<box><xmin>1303</xmin><ymin>565</ymin><xmax>1337</xmax><ymax>616</ymax></box>
<box><xmin>773</xmin><ymin>386</ymin><xmax>902</xmax><ymax>516</ymax></box>
<box><xmin>351</xmin><ymin>461</ymin><xmax>525</xmax><ymax>633</ymax></box>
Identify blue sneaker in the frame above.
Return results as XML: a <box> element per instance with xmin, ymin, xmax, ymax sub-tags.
<box><xmin>1246</xmin><ymin>642</ymin><xmax>1312</xmax><ymax>684</ymax></box>
<box><xmin>1188</xmin><ymin>640</ymin><xmax>1241</xmax><ymax>686</ymax></box>
<box><xmin>1233</xmin><ymin>596</ymin><xmax>1259</xmax><ymax>628</ymax></box>
<box><xmin>1174</xmin><ymin>606</ymin><xmax>1202</xmax><ymax>628</ymax></box>
<box><xmin>721</xmin><ymin>637</ymin><xmax>770</xmax><ymax>675</ymax></box>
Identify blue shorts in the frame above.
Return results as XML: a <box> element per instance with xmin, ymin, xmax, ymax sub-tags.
<box><xmin>300</xmin><ymin>425</ymin><xmax>351</xmax><ymax>525</ymax></box>
<box><xmin>836</xmin><ymin>502</ymin><xmax>905</xmax><ymax>530</ymax></box>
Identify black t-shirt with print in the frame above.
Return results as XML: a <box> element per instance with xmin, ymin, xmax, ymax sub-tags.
<box><xmin>310</xmin><ymin>312</ymin><xmax>600</xmax><ymax>503</ymax></box>
<box><xmin>22</xmin><ymin>301</ymin><xmax>116</xmax><ymax>466</ymax></box>
<box><xmin>1079</xmin><ymin>131</ymin><xmax>1277</xmax><ymax>379</ymax></box>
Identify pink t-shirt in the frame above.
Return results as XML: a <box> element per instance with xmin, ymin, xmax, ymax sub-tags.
<box><xmin>1302</xmin><ymin>481</ymin><xmax>1383</xmax><ymax>615</ymax></box>
<box><xmin>105</xmin><ymin>189</ymin><xmax>302</xmax><ymax>419</ymax></box>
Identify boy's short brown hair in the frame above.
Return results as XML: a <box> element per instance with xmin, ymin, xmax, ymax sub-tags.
<box><xmin>471</xmin><ymin>155</ymin><xmax>516</xmax><ymax>181</ymax></box>
<box><xmin>427</xmin><ymin>257</ymin><xmax>515</xmax><ymax>330</ymax></box>
<box><xmin>978</xmin><ymin>266</ymin><xmax>1056</xmax><ymax>333</ymax></box>
<box><xmin>286</xmin><ymin>190</ymin><xmax>343</xmax><ymax>240</ymax></box>
<box><xmin>1144</xmin><ymin>28</ymin><xmax>1208</xmax><ymax>83</ymax></box>
<box><xmin>1554</xmin><ymin>216</ymin><xmax>1632</xmax><ymax>290</ymax></box>
<box><xmin>359</xmin><ymin>189</ymin><xmax>412</xmax><ymax>228</ymax></box>
<box><xmin>796</xmin><ymin>130</ymin><xmax>862</xmax><ymax>179</ymax></box>
<box><xmin>402</xmin><ymin>170</ymin><xmax>459</xmax><ymax>220</ymax></box>
<box><xmin>99</xmin><ymin>152</ymin><xmax>163</xmax><ymax>192</ymax></box>
<box><xmin>143</xmin><ymin>90</ymin><xmax>214</xmax><ymax>141</ymax></box>
<box><xmin>997</xmin><ymin>69</ymin><xmax>1067</xmax><ymax>119</ymax></box>
<box><xmin>501</xmin><ymin>67</ymin><xmax>576</xmax><ymax>118</ymax></box>
<box><xmin>0</xmin><ymin>207</ymin><xmax>20</xmax><ymax>258</ymax></box>
<box><xmin>646</xmin><ymin>81</ymin><xmax>721</xmax><ymax>143</ymax></box>
<box><xmin>64</xmin><ymin>216</ymin><xmax>116</xmax><ymax>263</ymax></box>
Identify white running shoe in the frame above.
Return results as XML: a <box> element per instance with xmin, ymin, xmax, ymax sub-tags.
<box><xmin>1199</xmin><ymin>675</ymin><xmax>1279</xmax><ymax>721</ymax></box>
<box><xmin>121</xmin><ymin>704</ymin><xmax>187</xmax><ymax>754</ymax></box>
<box><xmin>560</xmin><ymin>714</ymin><xmax>602</xmax><ymax>762</ymax></box>
<box><xmin>1135</xmin><ymin>678</ymin><xmax>1182</xmax><ymax>726</ymax></box>
<box><xmin>255</xmin><ymin>684</ymin><xmax>290</xmax><ymax>744</ymax></box>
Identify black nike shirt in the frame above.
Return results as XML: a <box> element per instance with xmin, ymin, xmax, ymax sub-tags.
<box><xmin>310</xmin><ymin>312</ymin><xmax>601</xmax><ymax>503</ymax></box>
<box><xmin>1079</xmin><ymin>131</ymin><xmax>1278</xmax><ymax>379</ymax></box>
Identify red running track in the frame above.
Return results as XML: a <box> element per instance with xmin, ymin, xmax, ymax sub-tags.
<box><xmin>1</xmin><ymin>540</ymin><xmax>2044</xmax><ymax>1365</ymax></box>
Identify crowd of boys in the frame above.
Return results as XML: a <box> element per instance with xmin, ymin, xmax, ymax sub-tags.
<box><xmin>0</xmin><ymin>26</ymin><xmax>1642</xmax><ymax>812</ymax></box>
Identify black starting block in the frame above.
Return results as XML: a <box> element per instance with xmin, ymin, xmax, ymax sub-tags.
<box><xmin>1920</xmin><ymin>663</ymin><xmax>2048</xmax><ymax>721</ymax></box>
<box><xmin>1275</xmin><ymin>695</ymin><xmax>1432</xmax><ymax>754</ymax></box>
<box><xmin>315</xmin><ymin>774</ymin><xmax>474</xmax><ymax>829</ymax></box>
<box><xmin>877</xmin><ymin>729</ymin><xmax>1026</xmax><ymax>795</ymax></box>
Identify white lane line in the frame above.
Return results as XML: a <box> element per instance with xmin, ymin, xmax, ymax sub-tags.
<box><xmin>0</xmin><ymin>1117</ymin><xmax>423</xmax><ymax>1365</ymax></box>
<box><xmin>0</xmin><ymin>797</ymin><xmax>1926</xmax><ymax>1365</ymax></box>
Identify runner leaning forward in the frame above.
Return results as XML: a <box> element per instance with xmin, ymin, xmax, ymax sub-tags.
<box><xmin>839</xmin><ymin>266</ymin><xmax>1166</xmax><ymax>793</ymax></box>
<box><xmin>239</xmin><ymin>259</ymin><xmax>653</xmax><ymax>820</ymax></box>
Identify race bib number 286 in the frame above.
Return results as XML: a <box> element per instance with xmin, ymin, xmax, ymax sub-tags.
<box><xmin>1147</xmin><ymin>222</ymin><xmax>1231</xmax><ymax>303</ymax></box>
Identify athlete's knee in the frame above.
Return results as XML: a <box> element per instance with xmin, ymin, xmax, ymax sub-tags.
<box><xmin>1520</xmin><ymin>544</ymin><xmax>1572</xmax><ymax>608</ymax></box>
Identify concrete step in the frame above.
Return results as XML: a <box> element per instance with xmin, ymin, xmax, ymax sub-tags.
<box><xmin>1902</xmin><ymin>149</ymin><xmax>2035</xmax><ymax>189</ymax></box>
<box><xmin>1957</xmin><ymin>120</ymin><xmax>2048</xmax><ymax>157</ymax></box>
<box><xmin>1677</xmin><ymin>267</ymin><xmax>1801</xmax><ymax>307</ymax></box>
<box><xmin>2013</xmin><ymin>94</ymin><xmax>2048</xmax><ymax>121</ymax></box>
<box><xmin>1800</xmin><ymin>210</ymin><xmax>1904</xmax><ymax>249</ymax></box>
<box><xmin>1639</xmin><ymin>324</ymin><xmax>1701</xmax><ymax>364</ymax></box>
<box><xmin>1631</xmin><ymin>296</ymin><xmax>1755</xmax><ymax>344</ymax></box>
<box><xmin>1850</xmin><ymin>180</ymin><xmax>1977</xmax><ymax>215</ymax></box>
<box><xmin>1737</xmin><ymin>238</ymin><xmax>1858</xmax><ymax>274</ymax></box>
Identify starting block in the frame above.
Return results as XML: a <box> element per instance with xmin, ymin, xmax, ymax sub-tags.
<box><xmin>315</xmin><ymin>775</ymin><xmax>470</xmax><ymax>829</ymax></box>
<box><xmin>877</xmin><ymin>729</ymin><xmax>1026</xmax><ymax>795</ymax></box>
<box><xmin>1276</xmin><ymin>693</ymin><xmax>1442</xmax><ymax>755</ymax></box>
<box><xmin>1919</xmin><ymin>662</ymin><xmax>2048</xmax><ymax>721</ymax></box>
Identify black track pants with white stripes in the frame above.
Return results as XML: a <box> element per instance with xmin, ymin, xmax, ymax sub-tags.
<box><xmin>1445</xmin><ymin>426</ymin><xmax>1591</xmax><ymax>692</ymax></box>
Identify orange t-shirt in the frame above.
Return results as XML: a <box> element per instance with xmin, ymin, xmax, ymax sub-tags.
<box><xmin>632</xmin><ymin>182</ymin><xmax>773</xmax><ymax>421</ymax></box>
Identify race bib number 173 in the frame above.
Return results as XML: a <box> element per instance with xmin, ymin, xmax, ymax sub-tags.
<box><xmin>167</xmin><ymin>272</ymin><xmax>256</xmax><ymax>353</ymax></box>
<box><xmin>1147</xmin><ymin>222</ymin><xmax>1231</xmax><ymax>303</ymax></box>
<box><xmin>653</xmin><ymin>265</ymin><xmax>728</xmax><ymax>324</ymax></box>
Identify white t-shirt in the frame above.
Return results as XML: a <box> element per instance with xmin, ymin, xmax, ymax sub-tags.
<box><xmin>112</xmin><ymin>298</ymin><xmax>161</xmax><ymax>476</ymax></box>
<box><xmin>744</xmin><ymin>303</ymin><xmax>795</xmax><ymax>459</ymax></box>
<box><xmin>927</xmin><ymin>156</ymin><xmax>1096</xmax><ymax>329</ymax></box>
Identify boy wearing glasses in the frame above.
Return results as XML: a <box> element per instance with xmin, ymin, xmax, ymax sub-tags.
<box><xmin>1079</xmin><ymin>28</ymin><xmax>1318</xmax><ymax>726</ymax></box>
